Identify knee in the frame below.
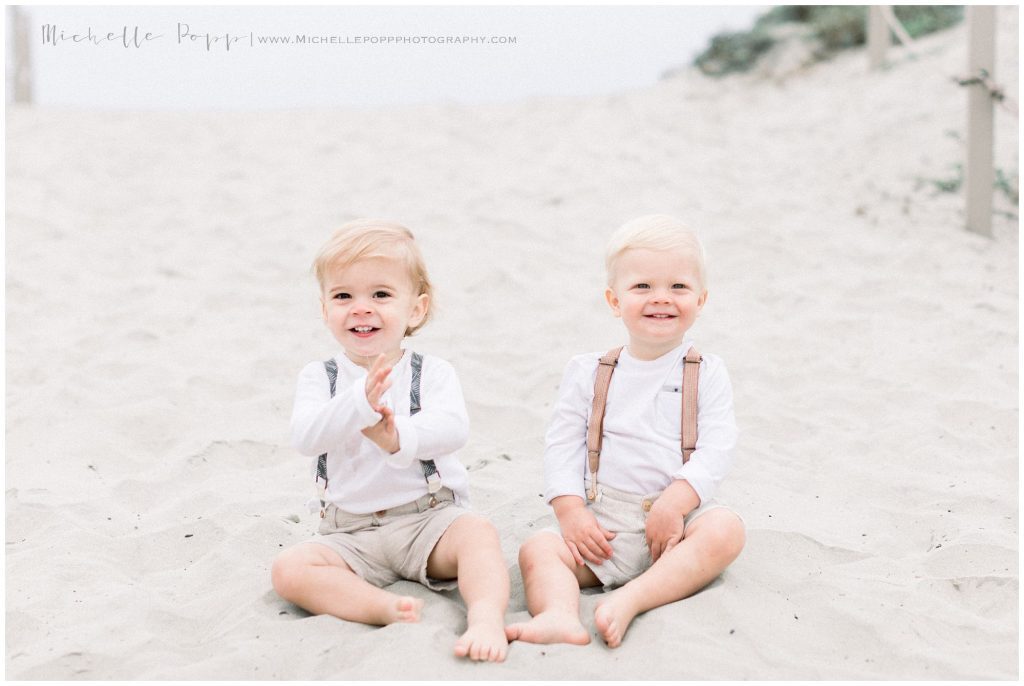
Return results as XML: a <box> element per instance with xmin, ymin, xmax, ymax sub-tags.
<box><xmin>708</xmin><ymin>511</ymin><xmax>746</xmax><ymax>562</ymax></box>
<box><xmin>456</xmin><ymin>514</ymin><xmax>500</xmax><ymax>547</ymax></box>
<box><xmin>270</xmin><ymin>549</ymin><xmax>304</xmax><ymax>600</ymax></box>
<box><xmin>518</xmin><ymin>532</ymin><xmax>561</xmax><ymax>571</ymax></box>
<box><xmin>445</xmin><ymin>515</ymin><xmax>502</xmax><ymax>563</ymax></box>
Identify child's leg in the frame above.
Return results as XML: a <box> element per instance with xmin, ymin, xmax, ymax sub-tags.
<box><xmin>505</xmin><ymin>531</ymin><xmax>600</xmax><ymax>645</ymax></box>
<box><xmin>426</xmin><ymin>514</ymin><xmax>510</xmax><ymax>662</ymax></box>
<box><xmin>271</xmin><ymin>543</ymin><xmax>423</xmax><ymax>625</ymax></box>
<box><xmin>594</xmin><ymin>508</ymin><xmax>745</xmax><ymax>647</ymax></box>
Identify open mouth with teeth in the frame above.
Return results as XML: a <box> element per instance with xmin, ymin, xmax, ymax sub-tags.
<box><xmin>644</xmin><ymin>314</ymin><xmax>677</xmax><ymax>319</ymax></box>
<box><xmin>350</xmin><ymin>325</ymin><xmax>380</xmax><ymax>337</ymax></box>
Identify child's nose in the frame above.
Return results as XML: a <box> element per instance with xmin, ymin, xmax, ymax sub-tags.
<box><xmin>650</xmin><ymin>289</ymin><xmax>671</xmax><ymax>302</ymax></box>
<box><xmin>351</xmin><ymin>297</ymin><xmax>374</xmax><ymax>313</ymax></box>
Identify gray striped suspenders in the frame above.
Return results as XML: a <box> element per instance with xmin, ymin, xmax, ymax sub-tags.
<box><xmin>315</xmin><ymin>352</ymin><xmax>441</xmax><ymax>518</ymax></box>
<box><xmin>315</xmin><ymin>360</ymin><xmax>339</xmax><ymax>517</ymax></box>
<box><xmin>409</xmin><ymin>352</ymin><xmax>443</xmax><ymax>494</ymax></box>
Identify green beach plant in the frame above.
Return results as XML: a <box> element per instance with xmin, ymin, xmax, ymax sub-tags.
<box><xmin>994</xmin><ymin>168</ymin><xmax>1019</xmax><ymax>206</ymax></box>
<box><xmin>693</xmin><ymin>5</ymin><xmax>965</xmax><ymax>77</ymax></box>
<box><xmin>914</xmin><ymin>163</ymin><xmax>1019</xmax><ymax>208</ymax></box>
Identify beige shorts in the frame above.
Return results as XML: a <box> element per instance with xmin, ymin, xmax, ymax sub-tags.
<box><xmin>308</xmin><ymin>488</ymin><xmax>469</xmax><ymax>591</ymax></box>
<box><xmin>550</xmin><ymin>484</ymin><xmax>741</xmax><ymax>590</ymax></box>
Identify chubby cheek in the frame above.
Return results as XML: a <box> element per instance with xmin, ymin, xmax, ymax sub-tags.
<box><xmin>323</xmin><ymin>305</ymin><xmax>348</xmax><ymax>331</ymax></box>
<box><xmin>615</xmin><ymin>299</ymin><xmax>641</xmax><ymax>319</ymax></box>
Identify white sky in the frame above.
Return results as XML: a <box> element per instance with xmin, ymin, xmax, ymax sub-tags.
<box><xmin>13</xmin><ymin>5</ymin><xmax>767</xmax><ymax>109</ymax></box>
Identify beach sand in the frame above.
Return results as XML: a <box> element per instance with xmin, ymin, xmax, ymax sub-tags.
<box><xmin>5</xmin><ymin>8</ymin><xmax>1018</xmax><ymax>679</ymax></box>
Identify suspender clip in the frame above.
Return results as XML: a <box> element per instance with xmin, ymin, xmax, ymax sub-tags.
<box><xmin>425</xmin><ymin>472</ymin><xmax>443</xmax><ymax>494</ymax></box>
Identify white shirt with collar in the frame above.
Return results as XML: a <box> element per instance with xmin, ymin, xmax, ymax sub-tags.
<box><xmin>543</xmin><ymin>341</ymin><xmax>737</xmax><ymax>506</ymax></box>
<box><xmin>290</xmin><ymin>349</ymin><xmax>471</xmax><ymax>514</ymax></box>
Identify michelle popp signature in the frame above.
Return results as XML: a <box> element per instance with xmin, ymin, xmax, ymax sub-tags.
<box><xmin>40</xmin><ymin>23</ymin><xmax>252</xmax><ymax>51</ymax></box>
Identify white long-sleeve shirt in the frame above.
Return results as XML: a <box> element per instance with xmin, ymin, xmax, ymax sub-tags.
<box><xmin>543</xmin><ymin>341</ymin><xmax>737</xmax><ymax>506</ymax></box>
<box><xmin>290</xmin><ymin>349</ymin><xmax>471</xmax><ymax>514</ymax></box>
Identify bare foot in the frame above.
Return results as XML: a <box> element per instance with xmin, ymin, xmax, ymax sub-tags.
<box><xmin>454</xmin><ymin>616</ymin><xmax>509</xmax><ymax>662</ymax></box>
<box><xmin>384</xmin><ymin>596</ymin><xmax>423</xmax><ymax>624</ymax></box>
<box><xmin>505</xmin><ymin>611</ymin><xmax>591</xmax><ymax>645</ymax></box>
<box><xmin>594</xmin><ymin>593</ymin><xmax>639</xmax><ymax>648</ymax></box>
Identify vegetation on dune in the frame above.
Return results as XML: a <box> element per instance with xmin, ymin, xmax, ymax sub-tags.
<box><xmin>693</xmin><ymin>5</ymin><xmax>965</xmax><ymax>77</ymax></box>
<box><xmin>916</xmin><ymin>162</ymin><xmax>1020</xmax><ymax>209</ymax></box>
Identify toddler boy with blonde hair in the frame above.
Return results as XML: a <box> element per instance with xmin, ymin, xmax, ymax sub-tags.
<box><xmin>506</xmin><ymin>214</ymin><xmax>745</xmax><ymax>648</ymax></box>
<box><xmin>272</xmin><ymin>219</ymin><xmax>510</xmax><ymax>662</ymax></box>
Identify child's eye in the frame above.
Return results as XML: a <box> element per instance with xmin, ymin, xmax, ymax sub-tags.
<box><xmin>633</xmin><ymin>283</ymin><xmax>650</xmax><ymax>290</ymax></box>
<box><xmin>673</xmin><ymin>283</ymin><xmax>688</xmax><ymax>290</ymax></box>
<box><xmin>372</xmin><ymin>291</ymin><xmax>392</xmax><ymax>299</ymax></box>
<box><xmin>333</xmin><ymin>292</ymin><xmax>351</xmax><ymax>300</ymax></box>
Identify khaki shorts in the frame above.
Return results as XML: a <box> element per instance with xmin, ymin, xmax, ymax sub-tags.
<box><xmin>308</xmin><ymin>488</ymin><xmax>469</xmax><ymax>591</ymax></box>
<box><xmin>550</xmin><ymin>484</ymin><xmax>741</xmax><ymax>590</ymax></box>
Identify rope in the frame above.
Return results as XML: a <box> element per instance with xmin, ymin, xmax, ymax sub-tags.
<box><xmin>955</xmin><ymin>69</ymin><xmax>1018</xmax><ymax>116</ymax></box>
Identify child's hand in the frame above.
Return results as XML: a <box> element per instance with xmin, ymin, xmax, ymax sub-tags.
<box><xmin>645</xmin><ymin>480</ymin><xmax>700</xmax><ymax>562</ymax></box>
<box><xmin>552</xmin><ymin>496</ymin><xmax>616</xmax><ymax>566</ymax></box>
<box><xmin>361</xmin><ymin>405</ymin><xmax>400</xmax><ymax>454</ymax></box>
<box><xmin>644</xmin><ymin>500</ymin><xmax>686</xmax><ymax>563</ymax></box>
<box><xmin>364</xmin><ymin>353</ymin><xmax>393</xmax><ymax>412</ymax></box>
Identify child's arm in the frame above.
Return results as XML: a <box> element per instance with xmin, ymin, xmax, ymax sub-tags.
<box><xmin>544</xmin><ymin>356</ymin><xmax>616</xmax><ymax>564</ymax></box>
<box><xmin>646</xmin><ymin>356</ymin><xmax>737</xmax><ymax>559</ymax></box>
<box><xmin>670</xmin><ymin>355</ymin><xmax>737</xmax><ymax>505</ymax></box>
<box><xmin>542</xmin><ymin>356</ymin><xmax>592</xmax><ymax>502</ymax></box>
<box><xmin>373</xmin><ymin>356</ymin><xmax>470</xmax><ymax>468</ymax></box>
<box><xmin>289</xmin><ymin>360</ymin><xmax>383</xmax><ymax>456</ymax></box>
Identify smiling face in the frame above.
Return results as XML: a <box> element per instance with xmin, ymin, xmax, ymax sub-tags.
<box><xmin>605</xmin><ymin>247</ymin><xmax>708</xmax><ymax>361</ymax></box>
<box><xmin>320</xmin><ymin>255</ymin><xmax>429</xmax><ymax>368</ymax></box>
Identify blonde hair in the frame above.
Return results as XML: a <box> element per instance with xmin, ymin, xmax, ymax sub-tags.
<box><xmin>313</xmin><ymin>219</ymin><xmax>433</xmax><ymax>336</ymax></box>
<box><xmin>605</xmin><ymin>214</ymin><xmax>707</xmax><ymax>288</ymax></box>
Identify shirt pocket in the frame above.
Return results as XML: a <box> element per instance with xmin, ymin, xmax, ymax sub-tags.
<box><xmin>654</xmin><ymin>384</ymin><xmax>683</xmax><ymax>438</ymax></box>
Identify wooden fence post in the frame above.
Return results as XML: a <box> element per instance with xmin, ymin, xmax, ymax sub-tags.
<box><xmin>11</xmin><ymin>6</ymin><xmax>33</xmax><ymax>104</ymax></box>
<box><xmin>867</xmin><ymin>6</ymin><xmax>890</xmax><ymax>70</ymax></box>
<box><xmin>965</xmin><ymin>6</ymin><xmax>996</xmax><ymax>237</ymax></box>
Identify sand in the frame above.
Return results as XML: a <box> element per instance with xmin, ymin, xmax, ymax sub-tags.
<box><xmin>5</xmin><ymin>8</ymin><xmax>1018</xmax><ymax>680</ymax></box>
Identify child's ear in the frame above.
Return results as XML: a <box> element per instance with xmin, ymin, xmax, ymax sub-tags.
<box><xmin>604</xmin><ymin>287</ymin><xmax>622</xmax><ymax>317</ymax></box>
<box><xmin>409</xmin><ymin>293</ymin><xmax>429</xmax><ymax>329</ymax></box>
<box><xmin>697</xmin><ymin>290</ymin><xmax>708</xmax><ymax>311</ymax></box>
<box><xmin>320</xmin><ymin>297</ymin><xmax>328</xmax><ymax>323</ymax></box>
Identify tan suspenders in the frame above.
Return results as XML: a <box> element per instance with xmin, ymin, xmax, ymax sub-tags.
<box><xmin>585</xmin><ymin>346</ymin><xmax>702</xmax><ymax>501</ymax></box>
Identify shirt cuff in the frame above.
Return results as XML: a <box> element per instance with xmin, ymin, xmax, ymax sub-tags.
<box><xmin>673</xmin><ymin>462</ymin><xmax>712</xmax><ymax>505</ymax></box>
<box><xmin>350</xmin><ymin>376</ymin><xmax>383</xmax><ymax>429</ymax></box>
<box><xmin>384</xmin><ymin>414</ymin><xmax>419</xmax><ymax>468</ymax></box>
<box><xmin>544</xmin><ymin>475</ymin><xmax>587</xmax><ymax>503</ymax></box>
